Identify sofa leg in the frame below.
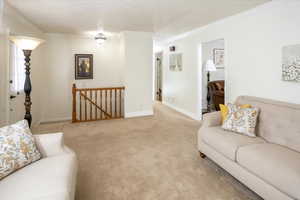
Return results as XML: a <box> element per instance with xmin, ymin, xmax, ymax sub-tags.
<box><xmin>199</xmin><ymin>151</ymin><xmax>206</xmax><ymax>159</ymax></box>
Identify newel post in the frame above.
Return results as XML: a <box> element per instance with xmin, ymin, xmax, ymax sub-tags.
<box><xmin>72</xmin><ymin>84</ymin><xmax>77</xmax><ymax>123</ymax></box>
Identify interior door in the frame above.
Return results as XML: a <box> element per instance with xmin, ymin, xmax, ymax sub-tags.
<box><xmin>0</xmin><ymin>31</ymin><xmax>8</xmax><ymax>127</ymax></box>
<box><xmin>8</xmin><ymin>41</ymin><xmax>25</xmax><ymax>124</ymax></box>
<box><xmin>8</xmin><ymin>88</ymin><xmax>24</xmax><ymax>124</ymax></box>
<box><xmin>155</xmin><ymin>53</ymin><xmax>163</xmax><ymax>101</ymax></box>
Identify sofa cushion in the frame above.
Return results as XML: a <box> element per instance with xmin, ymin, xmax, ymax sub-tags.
<box><xmin>0</xmin><ymin>120</ymin><xmax>41</xmax><ymax>180</ymax></box>
<box><xmin>236</xmin><ymin>96</ymin><xmax>300</xmax><ymax>153</ymax></box>
<box><xmin>219</xmin><ymin>103</ymin><xmax>251</xmax><ymax>123</ymax></box>
<box><xmin>237</xmin><ymin>143</ymin><xmax>300</xmax><ymax>199</ymax></box>
<box><xmin>201</xmin><ymin>126</ymin><xmax>265</xmax><ymax>161</ymax></box>
<box><xmin>0</xmin><ymin>150</ymin><xmax>77</xmax><ymax>200</ymax></box>
<box><xmin>222</xmin><ymin>103</ymin><xmax>260</xmax><ymax>137</ymax></box>
<box><xmin>35</xmin><ymin>133</ymin><xmax>65</xmax><ymax>157</ymax></box>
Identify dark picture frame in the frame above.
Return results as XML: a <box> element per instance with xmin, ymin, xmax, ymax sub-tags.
<box><xmin>75</xmin><ymin>54</ymin><xmax>93</xmax><ymax>80</ymax></box>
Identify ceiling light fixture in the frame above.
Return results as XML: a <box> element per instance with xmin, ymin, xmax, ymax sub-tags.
<box><xmin>95</xmin><ymin>32</ymin><xmax>107</xmax><ymax>45</ymax></box>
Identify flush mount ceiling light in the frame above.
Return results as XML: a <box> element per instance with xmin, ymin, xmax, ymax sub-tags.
<box><xmin>95</xmin><ymin>32</ymin><xmax>107</xmax><ymax>45</ymax></box>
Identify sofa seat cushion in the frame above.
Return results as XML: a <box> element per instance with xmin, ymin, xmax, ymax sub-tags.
<box><xmin>201</xmin><ymin>126</ymin><xmax>265</xmax><ymax>161</ymax></box>
<box><xmin>0</xmin><ymin>150</ymin><xmax>77</xmax><ymax>200</ymax></box>
<box><xmin>237</xmin><ymin>143</ymin><xmax>300</xmax><ymax>199</ymax></box>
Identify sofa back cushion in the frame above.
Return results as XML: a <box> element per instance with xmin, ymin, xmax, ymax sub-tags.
<box><xmin>236</xmin><ymin>96</ymin><xmax>300</xmax><ymax>153</ymax></box>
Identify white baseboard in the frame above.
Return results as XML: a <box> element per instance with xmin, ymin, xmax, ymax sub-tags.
<box><xmin>40</xmin><ymin>117</ymin><xmax>72</xmax><ymax>124</ymax></box>
<box><xmin>162</xmin><ymin>101</ymin><xmax>201</xmax><ymax>121</ymax></box>
<box><xmin>125</xmin><ymin>110</ymin><xmax>154</xmax><ymax>118</ymax></box>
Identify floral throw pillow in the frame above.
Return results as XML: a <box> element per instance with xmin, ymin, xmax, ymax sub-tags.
<box><xmin>222</xmin><ymin>103</ymin><xmax>260</xmax><ymax>137</ymax></box>
<box><xmin>0</xmin><ymin>120</ymin><xmax>41</xmax><ymax>180</ymax></box>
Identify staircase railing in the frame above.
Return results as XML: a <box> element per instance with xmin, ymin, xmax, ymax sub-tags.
<box><xmin>72</xmin><ymin>84</ymin><xmax>125</xmax><ymax>123</ymax></box>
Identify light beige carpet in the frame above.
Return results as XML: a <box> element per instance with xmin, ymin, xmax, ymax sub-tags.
<box><xmin>33</xmin><ymin>103</ymin><xmax>262</xmax><ymax>200</ymax></box>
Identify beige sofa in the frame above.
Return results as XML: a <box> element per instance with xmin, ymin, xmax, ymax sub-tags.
<box><xmin>0</xmin><ymin>133</ymin><xmax>77</xmax><ymax>200</ymax></box>
<box><xmin>198</xmin><ymin>96</ymin><xmax>300</xmax><ymax>200</ymax></box>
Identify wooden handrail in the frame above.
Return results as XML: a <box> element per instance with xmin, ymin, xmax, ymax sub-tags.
<box><xmin>72</xmin><ymin>84</ymin><xmax>125</xmax><ymax>123</ymax></box>
<box><xmin>76</xmin><ymin>87</ymin><xmax>125</xmax><ymax>91</ymax></box>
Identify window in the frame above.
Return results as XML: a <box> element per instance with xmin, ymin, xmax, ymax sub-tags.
<box><xmin>10</xmin><ymin>42</ymin><xmax>25</xmax><ymax>93</ymax></box>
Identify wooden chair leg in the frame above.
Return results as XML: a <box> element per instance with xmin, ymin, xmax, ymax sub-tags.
<box><xmin>199</xmin><ymin>151</ymin><xmax>206</xmax><ymax>158</ymax></box>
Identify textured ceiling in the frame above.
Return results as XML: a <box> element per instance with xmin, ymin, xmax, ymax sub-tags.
<box><xmin>7</xmin><ymin>0</ymin><xmax>270</xmax><ymax>39</ymax></box>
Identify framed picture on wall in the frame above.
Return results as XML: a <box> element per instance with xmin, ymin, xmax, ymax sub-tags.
<box><xmin>213</xmin><ymin>48</ymin><xmax>224</xmax><ymax>68</ymax></box>
<box><xmin>282</xmin><ymin>44</ymin><xmax>300</xmax><ymax>82</ymax></box>
<box><xmin>169</xmin><ymin>53</ymin><xmax>183</xmax><ymax>71</ymax></box>
<box><xmin>75</xmin><ymin>54</ymin><xmax>93</xmax><ymax>80</ymax></box>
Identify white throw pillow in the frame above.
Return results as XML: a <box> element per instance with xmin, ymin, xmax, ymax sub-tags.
<box><xmin>0</xmin><ymin>120</ymin><xmax>41</xmax><ymax>180</ymax></box>
<box><xmin>222</xmin><ymin>103</ymin><xmax>260</xmax><ymax>137</ymax></box>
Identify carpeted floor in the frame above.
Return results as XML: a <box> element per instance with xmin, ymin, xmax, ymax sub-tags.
<box><xmin>33</xmin><ymin>103</ymin><xmax>262</xmax><ymax>200</ymax></box>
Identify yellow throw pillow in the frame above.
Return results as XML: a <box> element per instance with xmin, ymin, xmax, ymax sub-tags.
<box><xmin>219</xmin><ymin>104</ymin><xmax>251</xmax><ymax>123</ymax></box>
<box><xmin>220</xmin><ymin>104</ymin><xmax>228</xmax><ymax>123</ymax></box>
<box><xmin>222</xmin><ymin>104</ymin><xmax>259</xmax><ymax>137</ymax></box>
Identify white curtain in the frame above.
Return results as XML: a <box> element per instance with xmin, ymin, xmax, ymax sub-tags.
<box><xmin>10</xmin><ymin>42</ymin><xmax>25</xmax><ymax>93</ymax></box>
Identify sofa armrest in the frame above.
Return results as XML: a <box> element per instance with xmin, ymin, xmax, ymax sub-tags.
<box><xmin>34</xmin><ymin>133</ymin><xmax>67</xmax><ymax>157</ymax></box>
<box><xmin>201</xmin><ymin>111</ymin><xmax>222</xmax><ymax>128</ymax></box>
<box><xmin>198</xmin><ymin>111</ymin><xmax>222</xmax><ymax>151</ymax></box>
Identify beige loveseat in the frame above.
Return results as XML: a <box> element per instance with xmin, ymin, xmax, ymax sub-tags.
<box><xmin>198</xmin><ymin>96</ymin><xmax>300</xmax><ymax>200</ymax></box>
<box><xmin>0</xmin><ymin>133</ymin><xmax>77</xmax><ymax>200</ymax></box>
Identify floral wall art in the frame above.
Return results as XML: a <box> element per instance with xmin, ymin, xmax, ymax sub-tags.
<box><xmin>282</xmin><ymin>44</ymin><xmax>300</xmax><ymax>82</ymax></box>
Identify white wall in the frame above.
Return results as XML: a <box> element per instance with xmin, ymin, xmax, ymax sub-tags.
<box><xmin>160</xmin><ymin>38</ymin><xmax>202</xmax><ymax>120</ymax></box>
<box><xmin>42</xmin><ymin>33</ymin><xmax>124</xmax><ymax>122</ymax></box>
<box><xmin>43</xmin><ymin>32</ymin><xmax>154</xmax><ymax>122</ymax></box>
<box><xmin>158</xmin><ymin>0</ymin><xmax>300</xmax><ymax>120</ymax></box>
<box><xmin>0</xmin><ymin>2</ymin><xmax>45</xmax><ymax>127</ymax></box>
<box><xmin>122</xmin><ymin>31</ymin><xmax>154</xmax><ymax>118</ymax></box>
<box><xmin>202</xmin><ymin>39</ymin><xmax>225</xmax><ymax>109</ymax></box>
<box><xmin>0</xmin><ymin>29</ymin><xmax>154</xmax><ymax>123</ymax></box>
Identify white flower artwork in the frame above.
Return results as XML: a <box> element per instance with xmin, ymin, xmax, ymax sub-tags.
<box><xmin>282</xmin><ymin>44</ymin><xmax>300</xmax><ymax>82</ymax></box>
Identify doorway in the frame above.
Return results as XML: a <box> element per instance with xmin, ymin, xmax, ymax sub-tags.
<box><xmin>8</xmin><ymin>40</ymin><xmax>25</xmax><ymax>124</ymax></box>
<box><xmin>0</xmin><ymin>31</ymin><xmax>8</xmax><ymax>126</ymax></box>
<box><xmin>201</xmin><ymin>39</ymin><xmax>225</xmax><ymax>114</ymax></box>
<box><xmin>155</xmin><ymin>52</ymin><xmax>163</xmax><ymax>102</ymax></box>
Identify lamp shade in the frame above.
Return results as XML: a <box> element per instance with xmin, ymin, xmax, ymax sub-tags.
<box><xmin>205</xmin><ymin>59</ymin><xmax>216</xmax><ymax>72</ymax></box>
<box><xmin>9</xmin><ymin>36</ymin><xmax>45</xmax><ymax>50</ymax></box>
